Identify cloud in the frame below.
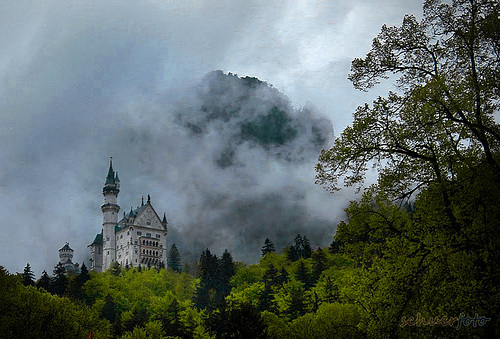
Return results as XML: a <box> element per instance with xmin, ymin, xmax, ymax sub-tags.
<box><xmin>0</xmin><ymin>0</ymin><xmax>421</xmax><ymax>275</ymax></box>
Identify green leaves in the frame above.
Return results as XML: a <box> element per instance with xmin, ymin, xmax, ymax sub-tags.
<box><xmin>318</xmin><ymin>0</ymin><xmax>500</xmax><ymax>199</ymax></box>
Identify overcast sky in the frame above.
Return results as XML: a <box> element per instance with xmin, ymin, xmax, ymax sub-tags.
<box><xmin>0</xmin><ymin>0</ymin><xmax>423</xmax><ymax>276</ymax></box>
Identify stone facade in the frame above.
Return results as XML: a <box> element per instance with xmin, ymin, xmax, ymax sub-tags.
<box><xmin>89</xmin><ymin>160</ymin><xmax>168</xmax><ymax>272</ymax></box>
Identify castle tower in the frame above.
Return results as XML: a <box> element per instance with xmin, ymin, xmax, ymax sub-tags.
<box><xmin>101</xmin><ymin>158</ymin><xmax>120</xmax><ymax>270</ymax></box>
<box><xmin>59</xmin><ymin>243</ymin><xmax>74</xmax><ymax>264</ymax></box>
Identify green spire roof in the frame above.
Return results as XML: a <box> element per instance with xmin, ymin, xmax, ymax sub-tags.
<box><xmin>90</xmin><ymin>232</ymin><xmax>103</xmax><ymax>246</ymax></box>
<box><xmin>105</xmin><ymin>159</ymin><xmax>115</xmax><ymax>185</ymax></box>
<box><xmin>162</xmin><ymin>213</ymin><xmax>168</xmax><ymax>224</ymax></box>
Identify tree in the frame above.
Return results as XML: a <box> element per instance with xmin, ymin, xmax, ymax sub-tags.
<box><xmin>295</xmin><ymin>261</ymin><xmax>312</xmax><ymax>290</ymax></box>
<box><xmin>222</xmin><ymin>302</ymin><xmax>267</xmax><ymax>338</ymax></box>
<box><xmin>167</xmin><ymin>243</ymin><xmax>182</xmax><ymax>273</ymax></box>
<box><xmin>302</xmin><ymin>236</ymin><xmax>312</xmax><ymax>259</ymax></box>
<box><xmin>328</xmin><ymin>238</ymin><xmax>343</xmax><ymax>254</ymax></box>
<box><xmin>315</xmin><ymin>1</ymin><xmax>500</xmax><ymax>336</ymax></box>
<box><xmin>316</xmin><ymin>0</ymin><xmax>500</xmax><ymax>201</ymax></box>
<box><xmin>109</xmin><ymin>261</ymin><xmax>121</xmax><ymax>276</ymax></box>
<box><xmin>259</xmin><ymin>264</ymin><xmax>280</xmax><ymax>312</ymax></box>
<box><xmin>36</xmin><ymin>270</ymin><xmax>51</xmax><ymax>292</ymax></box>
<box><xmin>51</xmin><ymin>262</ymin><xmax>68</xmax><ymax>296</ymax></box>
<box><xmin>79</xmin><ymin>262</ymin><xmax>90</xmax><ymax>284</ymax></box>
<box><xmin>311</xmin><ymin>248</ymin><xmax>328</xmax><ymax>283</ymax></box>
<box><xmin>217</xmin><ymin>249</ymin><xmax>235</xmax><ymax>309</ymax></box>
<box><xmin>21</xmin><ymin>263</ymin><xmax>35</xmax><ymax>287</ymax></box>
<box><xmin>194</xmin><ymin>249</ymin><xmax>219</xmax><ymax>310</ymax></box>
<box><xmin>287</xmin><ymin>234</ymin><xmax>312</xmax><ymax>261</ymax></box>
<box><xmin>0</xmin><ymin>267</ymin><xmax>111</xmax><ymax>338</ymax></box>
<box><xmin>66</xmin><ymin>263</ymin><xmax>90</xmax><ymax>302</ymax></box>
<box><xmin>261</xmin><ymin>238</ymin><xmax>276</xmax><ymax>257</ymax></box>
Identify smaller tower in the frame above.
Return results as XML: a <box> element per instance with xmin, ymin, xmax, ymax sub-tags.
<box><xmin>102</xmin><ymin>158</ymin><xmax>120</xmax><ymax>271</ymax></box>
<box><xmin>59</xmin><ymin>243</ymin><xmax>74</xmax><ymax>264</ymax></box>
<box><xmin>59</xmin><ymin>243</ymin><xmax>80</xmax><ymax>274</ymax></box>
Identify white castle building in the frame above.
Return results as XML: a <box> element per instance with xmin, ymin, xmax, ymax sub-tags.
<box><xmin>89</xmin><ymin>160</ymin><xmax>168</xmax><ymax>272</ymax></box>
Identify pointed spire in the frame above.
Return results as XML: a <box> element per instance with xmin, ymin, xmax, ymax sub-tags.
<box><xmin>115</xmin><ymin>171</ymin><xmax>120</xmax><ymax>182</ymax></box>
<box><xmin>141</xmin><ymin>196</ymin><xmax>144</xmax><ymax>206</ymax></box>
<box><xmin>162</xmin><ymin>213</ymin><xmax>168</xmax><ymax>225</ymax></box>
<box><xmin>129</xmin><ymin>206</ymin><xmax>134</xmax><ymax>218</ymax></box>
<box><xmin>147</xmin><ymin>194</ymin><xmax>151</xmax><ymax>204</ymax></box>
<box><xmin>105</xmin><ymin>157</ymin><xmax>115</xmax><ymax>185</ymax></box>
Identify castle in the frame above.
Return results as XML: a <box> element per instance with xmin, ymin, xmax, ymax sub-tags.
<box><xmin>88</xmin><ymin>160</ymin><xmax>168</xmax><ymax>272</ymax></box>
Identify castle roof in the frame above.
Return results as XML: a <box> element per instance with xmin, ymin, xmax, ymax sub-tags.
<box><xmin>90</xmin><ymin>232</ymin><xmax>103</xmax><ymax>246</ymax></box>
<box><xmin>115</xmin><ymin>204</ymin><xmax>144</xmax><ymax>232</ymax></box>
<box><xmin>105</xmin><ymin>160</ymin><xmax>115</xmax><ymax>185</ymax></box>
<box><xmin>59</xmin><ymin>243</ymin><xmax>73</xmax><ymax>252</ymax></box>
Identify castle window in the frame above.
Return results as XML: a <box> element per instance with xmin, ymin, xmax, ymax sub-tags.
<box><xmin>147</xmin><ymin>220</ymin><xmax>151</xmax><ymax>225</ymax></box>
<box><xmin>120</xmin><ymin>235</ymin><xmax>123</xmax><ymax>239</ymax></box>
<box><xmin>137</xmin><ymin>231</ymin><xmax>142</xmax><ymax>236</ymax></box>
<box><xmin>156</xmin><ymin>234</ymin><xmax>160</xmax><ymax>239</ymax></box>
<box><xmin>146</xmin><ymin>233</ymin><xmax>151</xmax><ymax>237</ymax></box>
<box><xmin>127</xmin><ymin>231</ymin><xmax>129</xmax><ymax>235</ymax></box>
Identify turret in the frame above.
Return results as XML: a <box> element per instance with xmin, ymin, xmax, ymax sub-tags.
<box><xmin>101</xmin><ymin>158</ymin><xmax>120</xmax><ymax>270</ymax></box>
<box><xmin>59</xmin><ymin>243</ymin><xmax>74</xmax><ymax>264</ymax></box>
<box><xmin>162</xmin><ymin>212</ymin><xmax>168</xmax><ymax>228</ymax></box>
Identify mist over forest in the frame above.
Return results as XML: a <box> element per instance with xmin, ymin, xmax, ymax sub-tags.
<box><xmin>163</xmin><ymin>70</ymin><xmax>338</xmax><ymax>264</ymax></box>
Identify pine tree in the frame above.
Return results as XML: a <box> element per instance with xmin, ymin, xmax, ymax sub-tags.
<box><xmin>259</xmin><ymin>264</ymin><xmax>279</xmax><ymax>312</ymax></box>
<box><xmin>324</xmin><ymin>276</ymin><xmax>339</xmax><ymax>303</ymax></box>
<box><xmin>167</xmin><ymin>244</ymin><xmax>182</xmax><ymax>273</ymax></box>
<box><xmin>219</xmin><ymin>249</ymin><xmax>235</xmax><ymax>285</ymax></box>
<box><xmin>195</xmin><ymin>249</ymin><xmax>218</xmax><ymax>310</ymax></box>
<box><xmin>286</xmin><ymin>245</ymin><xmax>299</xmax><ymax>262</ymax></box>
<box><xmin>217</xmin><ymin>249</ymin><xmax>235</xmax><ymax>309</ymax></box>
<box><xmin>52</xmin><ymin>262</ymin><xmax>68</xmax><ymax>296</ymax></box>
<box><xmin>109</xmin><ymin>261</ymin><xmax>121</xmax><ymax>276</ymax></box>
<box><xmin>295</xmin><ymin>260</ymin><xmax>312</xmax><ymax>290</ymax></box>
<box><xmin>261</xmin><ymin>238</ymin><xmax>276</xmax><ymax>257</ymax></box>
<box><xmin>278</xmin><ymin>267</ymin><xmax>289</xmax><ymax>286</ymax></box>
<box><xmin>287</xmin><ymin>234</ymin><xmax>311</xmax><ymax>261</ymax></box>
<box><xmin>329</xmin><ymin>238</ymin><xmax>343</xmax><ymax>254</ymax></box>
<box><xmin>302</xmin><ymin>236</ymin><xmax>312</xmax><ymax>259</ymax></box>
<box><xmin>66</xmin><ymin>262</ymin><xmax>90</xmax><ymax>301</ymax></box>
<box><xmin>36</xmin><ymin>270</ymin><xmax>51</xmax><ymax>292</ymax></box>
<box><xmin>311</xmin><ymin>247</ymin><xmax>327</xmax><ymax>282</ymax></box>
<box><xmin>79</xmin><ymin>262</ymin><xmax>89</xmax><ymax>284</ymax></box>
<box><xmin>294</xmin><ymin>234</ymin><xmax>304</xmax><ymax>259</ymax></box>
<box><xmin>21</xmin><ymin>263</ymin><xmax>35</xmax><ymax>286</ymax></box>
